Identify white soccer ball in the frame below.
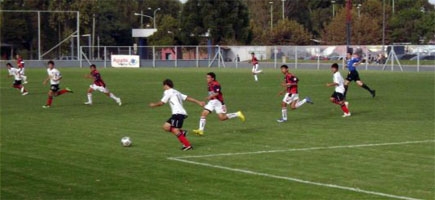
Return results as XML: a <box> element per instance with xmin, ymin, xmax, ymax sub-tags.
<box><xmin>121</xmin><ymin>136</ymin><xmax>132</xmax><ymax>147</ymax></box>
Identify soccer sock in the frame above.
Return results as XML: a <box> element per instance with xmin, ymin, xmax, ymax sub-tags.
<box><xmin>361</xmin><ymin>84</ymin><xmax>373</xmax><ymax>93</ymax></box>
<box><xmin>254</xmin><ymin>74</ymin><xmax>258</xmax><ymax>81</ymax></box>
<box><xmin>341</xmin><ymin>104</ymin><xmax>350</xmax><ymax>114</ymax></box>
<box><xmin>176</xmin><ymin>134</ymin><xmax>191</xmax><ymax>147</ymax></box>
<box><xmin>199</xmin><ymin>118</ymin><xmax>206</xmax><ymax>131</ymax></box>
<box><xmin>109</xmin><ymin>93</ymin><xmax>118</xmax><ymax>101</ymax></box>
<box><xmin>87</xmin><ymin>93</ymin><xmax>93</xmax><ymax>103</ymax></box>
<box><xmin>57</xmin><ymin>89</ymin><xmax>68</xmax><ymax>95</ymax></box>
<box><xmin>226</xmin><ymin>112</ymin><xmax>238</xmax><ymax>119</ymax></box>
<box><xmin>344</xmin><ymin>85</ymin><xmax>348</xmax><ymax>97</ymax></box>
<box><xmin>295</xmin><ymin>99</ymin><xmax>307</xmax><ymax>108</ymax></box>
<box><xmin>46</xmin><ymin>96</ymin><xmax>53</xmax><ymax>106</ymax></box>
<box><xmin>281</xmin><ymin>108</ymin><xmax>287</xmax><ymax>120</ymax></box>
<box><xmin>22</xmin><ymin>76</ymin><xmax>27</xmax><ymax>82</ymax></box>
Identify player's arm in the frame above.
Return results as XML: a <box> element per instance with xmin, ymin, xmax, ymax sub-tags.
<box><xmin>84</xmin><ymin>73</ymin><xmax>93</xmax><ymax>79</ymax></box>
<box><xmin>43</xmin><ymin>75</ymin><xmax>50</xmax><ymax>85</ymax></box>
<box><xmin>326</xmin><ymin>82</ymin><xmax>338</xmax><ymax>87</ymax></box>
<box><xmin>149</xmin><ymin>101</ymin><xmax>164</xmax><ymax>108</ymax></box>
<box><xmin>186</xmin><ymin>96</ymin><xmax>205</xmax><ymax>107</ymax></box>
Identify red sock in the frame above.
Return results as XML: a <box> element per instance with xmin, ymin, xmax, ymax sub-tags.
<box><xmin>57</xmin><ymin>89</ymin><xmax>68</xmax><ymax>95</ymax></box>
<box><xmin>46</xmin><ymin>96</ymin><xmax>53</xmax><ymax>106</ymax></box>
<box><xmin>341</xmin><ymin>105</ymin><xmax>349</xmax><ymax>113</ymax></box>
<box><xmin>177</xmin><ymin>134</ymin><xmax>191</xmax><ymax>147</ymax></box>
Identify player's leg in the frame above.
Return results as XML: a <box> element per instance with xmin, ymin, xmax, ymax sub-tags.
<box><xmin>102</xmin><ymin>87</ymin><xmax>121</xmax><ymax>106</ymax></box>
<box><xmin>166</xmin><ymin>115</ymin><xmax>192</xmax><ymax>150</ymax></box>
<box><xmin>85</xmin><ymin>87</ymin><xmax>95</xmax><ymax>105</ymax></box>
<box><xmin>193</xmin><ymin>109</ymin><xmax>210</xmax><ymax>136</ymax></box>
<box><xmin>43</xmin><ymin>89</ymin><xmax>54</xmax><ymax>108</ymax></box>
<box><xmin>252</xmin><ymin>64</ymin><xmax>259</xmax><ymax>82</ymax></box>
<box><xmin>356</xmin><ymin>79</ymin><xmax>375</xmax><ymax>98</ymax></box>
<box><xmin>278</xmin><ymin>93</ymin><xmax>290</xmax><ymax>122</ymax></box>
<box><xmin>57</xmin><ymin>86</ymin><xmax>73</xmax><ymax>96</ymax></box>
<box><xmin>331</xmin><ymin>92</ymin><xmax>350</xmax><ymax>116</ymax></box>
<box><xmin>217</xmin><ymin>104</ymin><xmax>245</xmax><ymax>122</ymax></box>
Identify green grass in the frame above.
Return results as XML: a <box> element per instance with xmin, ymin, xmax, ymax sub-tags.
<box><xmin>1</xmin><ymin>67</ymin><xmax>434</xmax><ymax>200</ymax></box>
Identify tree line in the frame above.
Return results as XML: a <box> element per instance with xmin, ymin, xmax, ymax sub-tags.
<box><xmin>1</xmin><ymin>0</ymin><xmax>434</xmax><ymax>58</ymax></box>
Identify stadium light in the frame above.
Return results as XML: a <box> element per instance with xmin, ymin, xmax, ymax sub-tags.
<box><xmin>153</xmin><ymin>8</ymin><xmax>161</xmax><ymax>29</ymax></box>
<box><xmin>269</xmin><ymin>2</ymin><xmax>273</xmax><ymax>30</ymax></box>
<box><xmin>331</xmin><ymin>0</ymin><xmax>336</xmax><ymax>17</ymax></box>
<box><xmin>281</xmin><ymin>0</ymin><xmax>285</xmax><ymax>19</ymax></box>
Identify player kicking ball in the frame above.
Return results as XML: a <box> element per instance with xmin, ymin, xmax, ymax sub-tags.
<box><xmin>6</xmin><ymin>63</ymin><xmax>28</xmax><ymax>95</ymax></box>
<box><xmin>42</xmin><ymin>61</ymin><xmax>73</xmax><ymax>108</ymax></box>
<box><xmin>84</xmin><ymin>64</ymin><xmax>122</xmax><ymax>106</ymax></box>
<box><xmin>326</xmin><ymin>63</ymin><xmax>351</xmax><ymax>117</ymax></box>
<box><xmin>149</xmin><ymin>79</ymin><xmax>205</xmax><ymax>151</ymax></box>
<box><xmin>193</xmin><ymin>72</ymin><xmax>245</xmax><ymax>136</ymax></box>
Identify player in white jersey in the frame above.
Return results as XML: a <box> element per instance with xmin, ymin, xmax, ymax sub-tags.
<box><xmin>149</xmin><ymin>79</ymin><xmax>205</xmax><ymax>151</ymax></box>
<box><xmin>6</xmin><ymin>63</ymin><xmax>28</xmax><ymax>95</ymax></box>
<box><xmin>326</xmin><ymin>63</ymin><xmax>351</xmax><ymax>117</ymax></box>
<box><xmin>42</xmin><ymin>61</ymin><xmax>73</xmax><ymax>108</ymax></box>
<box><xmin>16</xmin><ymin>54</ymin><xmax>28</xmax><ymax>84</ymax></box>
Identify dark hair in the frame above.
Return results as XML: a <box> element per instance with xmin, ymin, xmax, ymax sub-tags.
<box><xmin>331</xmin><ymin>63</ymin><xmax>339</xmax><ymax>69</ymax></box>
<box><xmin>48</xmin><ymin>60</ymin><xmax>55</xmax><ymax>65</ymax></box>
<box><xmin>163</xmin><ymin>79</ymin><xmax>174</xmax><ymax>88</ymax></box>
<box><xmin>280</xmin><ymin>65</ymin><xmax>289</xmax><ymax>69</ymax></box>
<box><xmin>90</xmin><ymin>64</ymin><xmax>96</xmax><ymax>68</ymax></box>
<box><xmin>207</xmin><ymin>72</ymin><xmax>216</xmax><ymax>80</ymax></box>
<box><xmin>6</xmin><ymin>63</ymin><xmax>12</xmax><ymax>67</ymax></box>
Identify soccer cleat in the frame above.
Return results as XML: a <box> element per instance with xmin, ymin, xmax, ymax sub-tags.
<box><xmin>193</xmin><ymin>129</ymin><xmax>204</xmax><ymax>136</ymax></box>
<box><xmin>305</xmin><ymin>97</ymin><xmax>314</xmax><ymax>104</ymax></box>
<box><xmin>22</xmin><ymin>92</ymin><xmax>29</xmax><ymax>96</ymax></box>
<box><xmin>42</xmin><ymin>105</ymin><xmax>51</xmax><ymax>109</ymax></box>
<box><xmin>237</xmin><ymin>111</ymin><xmax>245</xmax><ymax>122</ymax></box>
<box><xmin>84</xmin><ymin>102</ymin><xmax>92</xmax><ymax>105</ymax></box>
<box><xmin>344</xmin><ymin>101</ymin><xmax>349</xmax><ymax>108</ymax></box>
<box><xmin>277</xmin><ymin>118</ymin><xmax>287</xmax><ymax>123</ymax></box>
<box><xmin>116</xmin><ymin>98</ymin><xmax>122</xmax><ymax>106</ymax></box>
<box><xmin>371</xmin><ymin>90</ymin><xmax>376</xmax><ymax>98</ymax></box>
<box><xmin>23</xmin><ymin>81</ymin><xmax>28</xmax><ymax>84</ymax></box>
<box><xmin>20</xmin><ymin>87</ymin><xmax>24</xmax><ymax>93</ymax></box>
<box><xmin>181</xmin><ymin>145</ymin><xmax>193</xmax><ymax>151</ymax></box>
<box><xmin>342</xmin><ymin>113</ymin><xmax>351</xmax><ymax>117</ymax></box>
<box><xmin>65</xmin><ymin>87</ymin><xmax>73</xmax><ymax>93</ymax></box>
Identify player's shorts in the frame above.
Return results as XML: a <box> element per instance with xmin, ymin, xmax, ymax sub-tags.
<box><xmin>13</xmin><ymin>80</ymin><xmax>22</xmax><ymax>86</ymax></box>
<box><xmin>346</xmin><ymin>70</ymin><xmax>360</xmax><ymax>82</ymax></box>
<box><xmin>204</xmin><ymin>99</ymin><xmax>227</xmax><ymax>114</ymax></box>
<box><xmin>18</xmin><ymin>68</ymin><xmax>25</xmax><ymax>75</ymax></box>
<box><xmin>331</xmin><ymin>92</ymin><xmax>345</xmax><ymax>102</ymax></box>
<box><xmin>166</xmin><ymin>114</ymin><xmax>187</xmax><ymax>128</ymax></box>
<box><xmin>252</xmin><ymin>64</ymin><xmax>259</xmax><ymax>73</ymax></box>
<box><xmin>90</xmin><ymin>84</ymin><xmax>109</xmax><ymax>93</ymax></box>
<box><xmin>282</xmin><ymin>93</ymin><xmax>299</xmax><ymax>104</ymax></box>
<box><xmin>50</xmin><ymin>84</ymin><xmax>60</xmax><ymax>92</ymax></box>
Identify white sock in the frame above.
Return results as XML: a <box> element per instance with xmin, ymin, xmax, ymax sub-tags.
<box><xmin>281</xmin><ymin>108</ymin><xmax>287</xmax><ymax>120</ymax></box>
<box><xmin>22</xmin><ymin>76</ymin><xmax>27</xmax><ymax>81</ymax></box>
<box><xmin>109</xmin><ymin>93</ymin><xmax>118</xmax><ymax>101</ymax></box>
<box><xmin>199</xmin><ymin>118</ymin><xmax>206</xmax><ymax>131</ymax></box>
<box><xmin>254</xmin><ymin>74</ymin><xmax>258</xmax><ymax>81</ymax></box>
<box><xmin>87</xmin><ymin>93</ymin><xmax>92</xmax><ymax>103</ymax></box>
<box><xmin>226</xmin><ymin>112</ymin><xmax>238</xmax><ymax>119</ymax></box>
<box><xmin>296</xmin><ymin>99</ymin><xmax>307</xmax><ymax>108</ymax></box>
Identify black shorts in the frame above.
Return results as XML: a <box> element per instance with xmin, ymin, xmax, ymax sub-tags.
<box><xmin>346</xmin><ymin>70</ymin><xmax>360</xmax><ymax>82</ymax></box>
<box><xmin>50</xmin><ymin>84</ymin><xmax>60</xmax><ymax>92</ymax></box>
<box><xmin>166</xmin><ymin>114</ymin><xmax>187</xmax><ymax>128</ymax></box>
<box><xmin>331</xmin><ymin>92</ymin><xmax>345</xmax><ymax>102</ymax></box>
<box><xmin>13</xmin><ymin>80</ymin><xmax>22</xmax><ymax>86</ymax></box>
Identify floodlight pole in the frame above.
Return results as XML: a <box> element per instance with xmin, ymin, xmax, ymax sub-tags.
<box><xmin>346</xmin><ymin>0</ymin><xmax>352</xmax><ymax>50</ymax></box>
<box><xmin>38</xmin><ymin>11</ymin><xmax>41</xmax><ymax>60</ymax></box>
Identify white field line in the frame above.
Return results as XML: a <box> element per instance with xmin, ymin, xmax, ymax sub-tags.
<box><xmin>167</xmin><ymin>140</ymin><xmax>434</xmax><ymax>200</ymax></box>
<box><xmin>171</xmin><ymin>140</ymin><xmax>435</xmax><ymax>159</ymax></box>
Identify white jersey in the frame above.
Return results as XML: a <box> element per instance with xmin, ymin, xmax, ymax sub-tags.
<box><xmin>47</xmin><ymin>68</ymin><xmax>61</xmax><ymax>85</ymax></box>
<box><xmin>8</xmin><ymin>68</ymin><xmax>21</xmax><ymax>80</ymax></box>
<box><xmin>161</xmin><ymin>88</ymin><xmax>188</xmax><ymax>115</ymax></box>
<box><xmin>333</xmin><ymin>71</ymin><xmax>345</xmax><ymax>94</ymax></box>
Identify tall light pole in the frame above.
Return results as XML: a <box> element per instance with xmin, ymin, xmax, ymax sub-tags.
<box><xmin>153</xmin><ymin>8</ymin><xmax>160</xmax><ymax>29</ymax></box>
<box><xmin>134</xmin><ymin>11</ymin><xmax>153</xmax><ymax>28</ymax></box>
<box><xmin>281</xmin><ymin>0</ymin><xmax>285</xmax><ymax>19</ymax></box>
<box><xmin>331</xmin><ymin>0</ymin><xmax>336</xmax><ymax>17</ymax></box>
<box><xmin>382</xmin><ymin>0</ymin><xmax>385</xmax><ymax>54</ymax></box>
<box><xmin>346</xmin><ymin>0</ymin><xmax>352</xmax><ymax>50</ymax></box>
<box><xmin>357</xmin><ymin>4</ymin><xmax>361</xmax><ymax>18</ymax></box>
<box><xmin>82</xmin><ymin>34</ymin><xmax>91</xmax><ymax>59</ymax></box>
<box><xmin>269</xmin><ymin>1</ymin><xmax>273</xmax><ymax>30</ymax></box>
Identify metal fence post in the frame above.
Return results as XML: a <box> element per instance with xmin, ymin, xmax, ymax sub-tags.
<box><xmin>153</xmin><ymin>46</ymin><xmax>156</xmax><ymax>68</ymax></box>
<box><xmin>196</xmin><ymin>46</ymin><xmax>199</xmax><ymax>68</ymax></box>
<box><xmin>175</xmin><ymin>46</ymin><xmax>178</xmax><ymax>68</ymax></box>
<box><xmin>104</xmin><ymin>46</ymin><xmax>107</xmax><ymax>68</ymax></box>
<box><xmin>274</xmin><ymin>46</ymin><xmax>277</xmax><ymax>69</ymax></box>
<box><xmin>295</xmin><ymin>46</ymin><xmax>298</xmax><ymax>69</ymax></box>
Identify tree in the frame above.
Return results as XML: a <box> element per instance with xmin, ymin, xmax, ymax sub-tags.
<box><xmin>269</xmin><ymin>19</ymin><xmax>312</xmax><ymax>45</ymax></box>
<box><xmin>148</xmin><ymin>15</ymin><xmax>179</xmax><ymax>45</ymax></box>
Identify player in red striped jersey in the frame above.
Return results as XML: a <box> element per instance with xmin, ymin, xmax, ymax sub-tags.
<box><xmin>277</xmin><ymin>65</ymin><xmax>313</xmax><ymax>123</ymax></box>
<box><xmin>16</xmin><ymin>54</ymin><xmax>28</xmax><ymax>84</ymax></box>
<box><xmin>6</xmin><ymin>63</ymin><xmax>28</xmax><ymax>95</ymax></box>
<box><xmin>250</xmin><ymin>52</ymin><xmax>262</xmax><ymax>82</ymax></box>
<box><xmin>193</xmin><ymin>72</ymin><xmax>245</xmax><ymax>136</ymax></box>
<box><xmin>84</xmin><ymin>64</ymin><xmax>121</xmax><ymax>106</ymax></box>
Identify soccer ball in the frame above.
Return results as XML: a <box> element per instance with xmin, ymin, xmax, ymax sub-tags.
<box><xmin>121</xmin><ymin>136</ymin><xmax>132</xmax><ymax>147</ymax></box>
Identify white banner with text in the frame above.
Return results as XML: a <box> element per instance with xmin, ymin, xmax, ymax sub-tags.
<box><xmin>111</xmin><ymin>55</ymin><xmax>140</xmax><ymax>68</ymax></box>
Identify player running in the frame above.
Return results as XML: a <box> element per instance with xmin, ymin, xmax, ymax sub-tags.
<box><xmin>16</xmin><ymin>54</ymin><xmax>28</xmax><ymax>84</ymax></box>
<box><xmin>326</xmin><ymin>63</ymin><xmax>351</xmax><ymax>117</ymax></box>
<box><xmin>250</xmin><ymin>52</ymin><xmax>262</xmax><ymax>82</ymax></box>
<box><xmin>42</xmin><ymin>61</ymin><xmax>73</xmax><ymax>108</ymax></box>
<box><xmin>149</xmin><ymin>79</ymin><xmax>205</xmax><ymax>151</ymax></box>
<box><xmin>6</xmin><ymin>63</ymin><xmax>28</xmax><ymax>95</ymax></box>
<box><xmin>344</xmin><ymin>49</ymin><xmax>376</xmax><ymax>98</ymax></box>
<box><xmin>193</xmin><ymin>72</ymin><xmax>245</xmax><ymax>136</ymax></box>
<box><xmin>277</xmin><ymin>65</ymin><xmax>313</xmax><ymax>123</ymax></box>
<box><xmin>84</xmin><ymin>64</ymin><xmax>122</xmax><ymax>106</ymax></box>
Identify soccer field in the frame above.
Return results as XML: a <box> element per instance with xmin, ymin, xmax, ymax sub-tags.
<box><xmin>1</xmin><ymin>67</ymin><xmax>434</xmax><ymax>200</ymax></box>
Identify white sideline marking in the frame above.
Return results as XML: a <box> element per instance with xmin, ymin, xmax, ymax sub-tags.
<box><xmin>172</xmin><ymin>140</ymin><xmax>435</xmax><ymax>159</ymax></box>
<box><xmin>168</xmin><ymin>140</ymin><xmax>434</xmax><ymax>200</ymax></box>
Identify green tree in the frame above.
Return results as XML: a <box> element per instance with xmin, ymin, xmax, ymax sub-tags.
<box><xmin>269</xmin><ymin>19</ymin><xmax>311</xmax><ymax>45</ymax></box>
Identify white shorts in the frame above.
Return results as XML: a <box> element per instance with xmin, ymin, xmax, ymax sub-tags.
<box><xmin>204</xmin><ymin>99</ymin><xmax>227</xmax><ymax>114</ymax></box>
<box><xmin>18</xmin><ymin>68</ymin><xmax>25</xmax><ymax>75</ymax></box>
<box><xmin>282</xmin><ymin>93</ymin><xmax>299</xmax><ymax>104</ymax></box>
<box><xmin>90</xmin><ymin>84</ymin><xmax>109</xmax><ymax>93</ymax></box>
<box><xmin>252</xmin><ymin>64</ymin><xmax>260</xmax><ymax>73</ymax></box>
